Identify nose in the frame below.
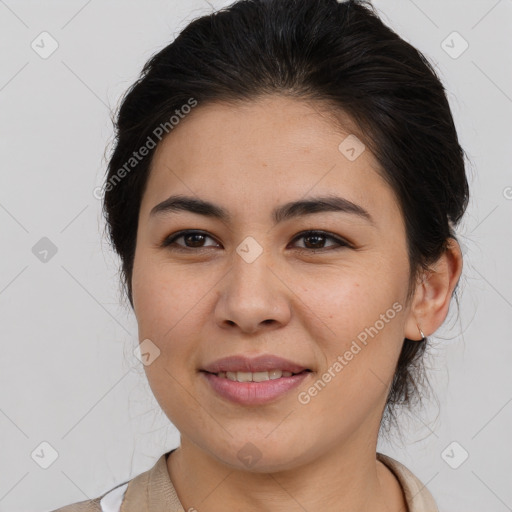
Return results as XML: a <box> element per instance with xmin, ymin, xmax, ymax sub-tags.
<box><xmin>213</xmin><ymin>247</ymin><xmax>292</xmax><ymax>334</ymax></box>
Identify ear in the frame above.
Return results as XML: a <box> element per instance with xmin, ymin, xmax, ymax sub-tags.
<box><xmin>404</xmin><ymin>238</ymin><xmax>463</xmax><ymax>340</ymax></box>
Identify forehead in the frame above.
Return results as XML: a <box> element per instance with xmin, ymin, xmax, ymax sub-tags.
<box><xmin>140</xmin><ymin>95</ymin><xmax>401</xmax><ymax>225</ymax></box>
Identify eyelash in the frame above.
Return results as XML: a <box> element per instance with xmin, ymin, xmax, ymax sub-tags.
<box><xmin>160</xmin><ymin>229</ymin><xmax>352</xmax><ymax>253</ymax></box>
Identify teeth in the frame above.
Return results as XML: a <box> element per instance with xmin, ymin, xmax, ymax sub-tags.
<box><xmin>216</xmin><ymin>370</ymin><xmax>295</xmax><ymax>381</ymax></box>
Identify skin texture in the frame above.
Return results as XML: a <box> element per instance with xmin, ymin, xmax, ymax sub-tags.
<box><xmin>131</xmin><ymin>95</ymin><xmax>463</xmax><ymax>511</ymax></box>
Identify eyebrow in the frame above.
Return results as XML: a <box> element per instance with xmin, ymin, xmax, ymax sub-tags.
<box><xmin>149</xmin><ymin>194</ymin><xmax>375</xmax><ymax>226</ymax></box>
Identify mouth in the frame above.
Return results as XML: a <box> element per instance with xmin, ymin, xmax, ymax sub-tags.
<box><xmin>200</xmin><ymin>369</ymin><xmax>312</xmax><ymax>382</ymax></box>
<box><xmin>200</xmin><ymin>369</ymin><xmax>313</xmax><ymax>405</ymax></box>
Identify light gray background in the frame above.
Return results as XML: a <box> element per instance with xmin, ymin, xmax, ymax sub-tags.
<box><xmin>1</xmin><ymin>1</ymin><xmax>511</xmax><ymax>510</ymax></box>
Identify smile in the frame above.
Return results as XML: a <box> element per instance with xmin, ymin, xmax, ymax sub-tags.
<box><xmin>207</xmin><ymin>369</ymin><xmax>309</xmax><ymax>381</ymax></box>
<box><xmin>200</xmin><ymin>369</ymin><xmax>311</xmax><ymax>405</ymax></box>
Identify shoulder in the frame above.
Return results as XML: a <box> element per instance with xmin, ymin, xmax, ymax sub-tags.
<box><xmin>377</xmin><ymin>453</ymin><xmax>439</xmax><ymax>512</ymax></box>
<box><xmin>49</xmin><ymin>481</ymin><xmax>129</xmax><ymax>512</ymax></box>
<box><xmin>48</xmin><ymin>450</ymin><xmax>172</xmax><ymax>512</ymax></box>
<box><xmin>377</xmin><ymin>452</ymin><xmax>439</xmax><ymax>512</ymax></box>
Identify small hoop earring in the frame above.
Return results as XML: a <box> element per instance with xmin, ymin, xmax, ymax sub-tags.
<box><xmin>417</xmin><ymin>324</ymin><xmax>426</xmax><ymax>340</ymax></box>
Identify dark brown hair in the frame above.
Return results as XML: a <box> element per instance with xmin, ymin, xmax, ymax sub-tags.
<box><xmin>101</xmin><ymin>0</ymin><xmax>470</xmax><ymax>432</ymax></box>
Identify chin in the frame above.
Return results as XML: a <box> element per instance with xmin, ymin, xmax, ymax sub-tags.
<box><xmin>206</xmin><ymin>437</ymin><xmax>310</xmax><ymax>473</ymax></box>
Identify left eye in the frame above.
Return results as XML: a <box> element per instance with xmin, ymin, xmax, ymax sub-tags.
<box><xmin>291</xmin><ymin>231</ymin><xmax>350</xmax><ymax>250</ymax></box>
<box><xmin>160</xmin><ymin>230</ymin><xmax>350</xmax><ymax>251</ymax></box>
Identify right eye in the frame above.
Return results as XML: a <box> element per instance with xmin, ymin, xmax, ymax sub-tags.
<box><xmin>160</xmin><ymin>230</ymin><xmax>221</xmax><ymax>251</ymax></box>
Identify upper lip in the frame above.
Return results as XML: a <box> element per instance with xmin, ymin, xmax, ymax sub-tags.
<box><xmin>201</xmin><ymin>354</ymin><xmax>310</xmax><ymax>374</ymax></box>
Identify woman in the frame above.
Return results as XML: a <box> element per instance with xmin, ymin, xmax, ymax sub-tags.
<box><xmin>53</xmin><ymin>0</ymin><xmax>468</xmax><ymax>510</ymax></box>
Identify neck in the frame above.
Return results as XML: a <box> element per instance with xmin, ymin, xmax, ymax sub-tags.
<box><xmin>166</xmin><ymin>435</ymin><xmax>406</xmax><ymax>512</ymax></box>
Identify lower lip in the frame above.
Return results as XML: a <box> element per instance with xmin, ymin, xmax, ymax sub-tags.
<box><xmin>200</xmin><ymin>371</ymin><xmax>311</xmax><ymax>405</ymax></box>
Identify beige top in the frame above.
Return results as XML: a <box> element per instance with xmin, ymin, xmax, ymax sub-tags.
<box><xmin>51</xmin><ymin>450</ymin><xmax>438</xmax><ymax>512</ymax></box>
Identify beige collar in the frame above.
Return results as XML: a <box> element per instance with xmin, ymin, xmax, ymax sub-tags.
<box><xmin>120</xmin><ymin>450</ymin><xmax>438</xmax><ymax>512</ymax></box>
<box><xmin>376</xmin><ymin>453</ymin><xmax>439</xmax><ymax>512</ymax></box>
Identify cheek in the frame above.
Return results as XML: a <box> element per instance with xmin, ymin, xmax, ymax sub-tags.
<box><xmin>299</xmin><ymin>281</ymin><xmax>404</xmax><ymax>435</ymax></box>
<box><xmin>303</xmin><ymin>268</ymin><xmax>405</xmax><ymax>387</ymax></box>
<box><xmin>131</xmin><ymin>257</ymin><xmax>217</xmax><ymax>397</ymax></box>
<box><xmin>132</xmin><ymin>255</ymin><xmax>206</xmax><ymax>338</ymax></box>
<box><xmin>305</xmin><ymin>265</ymin><xmax>401</xmax><ymax>334</ymax></box>
<box><xmin>132</xmin><ymin>260</ymin><xmax>205</xmax><ymax>418</ymax></box>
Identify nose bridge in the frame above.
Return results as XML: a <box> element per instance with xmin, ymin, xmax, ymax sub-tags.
<box><xmin>215</xmin><ymin>234</ymin><xmax>291</xmax><ymax>331</ymax></box>
<box><xmin>230</xmin><ymin>234</ymin><xmax>274</xmax><ymax>299</ymax></box>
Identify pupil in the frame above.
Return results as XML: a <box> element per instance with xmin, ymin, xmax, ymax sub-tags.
<box><xmin>186</xmin><ymin>233</ymin><xmax>205</xmax><ymax>247</ymax></box>
<box><xmin>305</xmin><ymin>234</ymin><xmax>324</xmax><ymax>249</ymax></box>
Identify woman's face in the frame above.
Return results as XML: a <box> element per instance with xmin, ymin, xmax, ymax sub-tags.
<box><xmin>132</xmin><ymin>95</ymin><xmax>421</xmax><ymax>471</ymax></box>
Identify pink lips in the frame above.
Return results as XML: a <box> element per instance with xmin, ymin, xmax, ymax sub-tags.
<box><xmin>200</xmin><ymin>353</ymin><xmax>312</xmax><ymax>405</ymax></box>
<box><xmin>201</xmin><ymin>370</ymin><xmax>311</xmax><ymax>405</ymax></box>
